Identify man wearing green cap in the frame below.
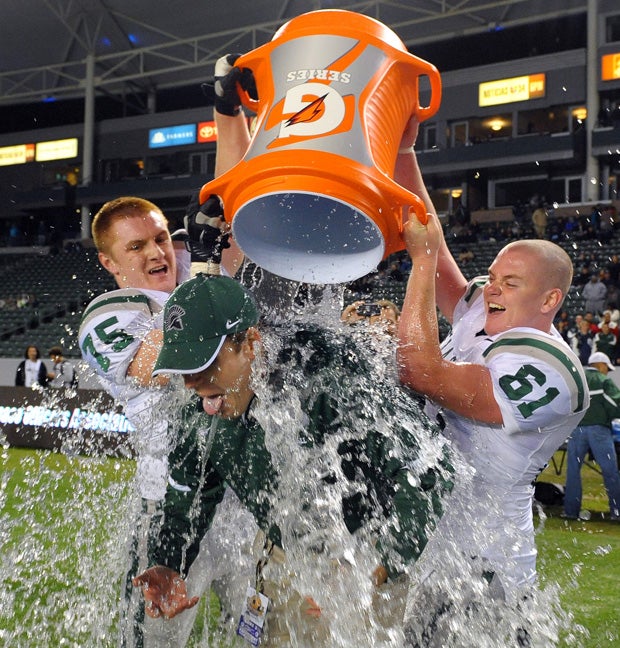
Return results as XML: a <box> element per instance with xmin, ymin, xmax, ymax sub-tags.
<box><xmin>132</xmin><ymin>272</ymin><xmax>453</xmax><ymax>644</ymax></box>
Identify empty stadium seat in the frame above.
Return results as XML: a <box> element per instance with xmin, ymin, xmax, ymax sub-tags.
<box><xmin>0</xmin><ymin>249</ymin><xmax>116</xmax><ymax>357</ymax></box>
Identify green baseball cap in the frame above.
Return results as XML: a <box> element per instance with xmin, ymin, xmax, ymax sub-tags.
<box><xmin>152</xmin><ymin>274</ymin><xmax>259</xmax><ymax>376</ymax></box>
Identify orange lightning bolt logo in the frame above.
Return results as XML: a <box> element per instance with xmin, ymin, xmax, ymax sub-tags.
<box><xmin>284</xmin><ymin>93</ymin><xmax>328</xmax><ymax>127</ymax></box>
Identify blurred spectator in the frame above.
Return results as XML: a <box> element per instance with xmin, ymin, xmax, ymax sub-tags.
<box><xmin>601</xmin><ymin>279</ymin><xmax>619</xmax><ymax>320</ymax></box>
<box><xmin>457</xmin><ymin>248</ymin><xmax>475</xmax><ymax>265</ymax></box>
<box><xmin>509</xmin><ymin>220</ymin><xmax>523</xmax><ymax>240</ymax></box>
<box><xmin>8</xmin><ymin>223</ymin><xmax>22</xmax><ymax>247</ymax></box>
<box><xmin>388</xmin><ymin>261</ymin><xmax>405</xmax><ymax>282</ymax></box>
<box><xmin>599</xmin><ymin>208</ymin><xmax>614</xmax><ymax>243</ymax></box>
<box><xmin>531</xmin><ymin>203</ymin><xmax>548</xmax><ymax>239</ymax></box>
<box><xmin>593</xmin><ymin>322</ymin><xmax>617</xmax><ymax>363</ymax></box>
<box><xmin>605</xmin><ymin>284</ymin><xmax>620</xmax><ymax>328</ymax></box>
<box><xmin>575</xmin><ymin>250</ymin><xmax>597</xmax><ymax>266</ymax></box>
<box><xmin>341</xmin><ymin>299</ymin><xmax>400</xmax><ymax>337</ymax></box>
<box><xmin>547</xmin><ymin>220</ymin><xmax>562</xmax><ymax>242</ymax></box>
<box><xmin>346</xmin><ymin>273</ymin><xmax>374</xmax><ymax>297</ymax></box>
<box><xmin>563</xmin><ymin>352</ymin><xmax>620</xmax><ymax>521</ymax></box>
<box><xmin>447</xmin><ymin>222</ymin><xmax>471</xmax><ymax>243</ymax></box>
<box><xmin>599</xmin><ymin>268</ymin><xmax>613</xmax><ymax>287</ymax></box>
<box><xmin>572</xmin><ymin>265</ymin><xmax>592</xmax><ymax>289</ymax></box>
<box><xmin>571</xmin><ymin>319</ymin><xmax>595</xmax><ymax>366</ymax></box>
<box><xmin>513</xmin><ymin>200</ymin><xmax>527</xmax><ymax>224</ymax></box>
<box><xmin>582</xmin><ymin>274</ymin><xmax>607</xmax><ymax>316</ymax></box>
<box><xmin>584</xmin><ymin>311</ymin><xmax>599</xmax><ymax>333</ymax></box>
<box><xmin>589</xmin><ymin>204</ymin><xmax>601</xmax><ymax>232</ymax></box>
<box><xmin>454</xmin><ymin>200</ymin><xmax>470</xmax><ymax>225</ymax></box>
<box><xmin>566</xmin><ymin>313</ymin><xmax>583</xmax><ymax>347</ymax></box>
<box><xmin>563</xmin><ymin>216</ymin><xmax>580</xmax><ymax>238</ymax></box>
<box><xmin>48</xmin><ymin>346</ymin><xmax>77</xmax><ymax>389</ymax></box>
<box><xmin>607</xmin><ymin>254</ymin><xmax>620</xmax><ymax>285</ymax></box>
<box><xmin>607</xmin><ymin>303</ymin><xmax>620</xmax><ymax>325</ymax></box>
<box><xmin>555</xmin><ymin>310</ymin><xmax>572</xmax><ymax>342</ymax></box>
<box><xmin>15</xmin><ymin>345</ymin><xmax>49</xmax><ymax>388</ymax></box>
<box><xmin>597</xmin><ymin>310</ymin><xmax>618</xmax><ymax>332</ymax></box>
<box><xmin>399</xmin><ymin>254</ymin><xmax>412</xmax><ymax>276</ymax></box>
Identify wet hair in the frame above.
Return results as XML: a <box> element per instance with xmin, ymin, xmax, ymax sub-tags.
<box><xmin>24</xmin><ymin>345</ymin><xmax>40</xmax><ymax>359</ymax></box>
<box><xmin>92</xmin><ymin>196</ymin><xmax>167</xmax><ymax>253</ymax></box>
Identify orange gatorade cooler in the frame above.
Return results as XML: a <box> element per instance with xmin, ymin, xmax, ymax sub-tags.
<box><xmin>200</xmin><ymin>9</ymin><xmax>441</xmax><ymax>284</ymax></box>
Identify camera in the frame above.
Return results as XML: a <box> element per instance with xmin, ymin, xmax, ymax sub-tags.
<box><xmin>356</xmin><ymin>302</ymin><xmax>381</xmax><ymax>317</ymax></box>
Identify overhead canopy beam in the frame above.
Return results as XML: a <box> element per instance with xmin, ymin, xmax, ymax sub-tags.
<box><xmin>0</xmin><ymin>0</ymin><xmax>586</xmax><ymax>106</ymax></box>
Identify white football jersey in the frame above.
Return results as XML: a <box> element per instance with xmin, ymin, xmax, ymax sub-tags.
<box><xmin>79</xmin><ymin>288</ymin><xmax>176</xmax><ymax>500</ymax></box>
<box><xmin>427</xmin><ymin>279</ymin><xmax>588</xmax><ymax>592</ymax></box>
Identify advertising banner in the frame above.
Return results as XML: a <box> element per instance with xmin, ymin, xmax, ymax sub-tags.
<box><xmin>0</xmin><ymin>387</ymin><xmax>133</xmax><ymax>457</ymax></box>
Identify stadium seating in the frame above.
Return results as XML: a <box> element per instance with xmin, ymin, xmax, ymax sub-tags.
<box><xmin>343</xmin><ymin>225</ymin><xmax>620</xmax><ymax>317</ymax></box>
<box><xmin>2</xmin><ymin>223</ymin><xmax>620</xmax><ymax>358</ymax></box>
<box><xmin>0</xmin><ymin>248</ymin><xmax>116</xmax><ymax>357</ymax></box>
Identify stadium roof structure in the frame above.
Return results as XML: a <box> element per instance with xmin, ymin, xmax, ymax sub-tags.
<box><xmin>0</xmin><ymin>0</ymin><xmax>587</xmax><ymax>108</ymax></box>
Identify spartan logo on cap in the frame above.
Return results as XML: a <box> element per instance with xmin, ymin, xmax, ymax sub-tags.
<box><xmin>165</xmin><ymin>304</ymin><xmax>186</xmax><ymax>332</ymax></box>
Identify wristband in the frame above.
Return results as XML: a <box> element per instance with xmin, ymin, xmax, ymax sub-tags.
<box><xmin>190</xmin><ymin>261</ymin><xmax>221</xmax><ymax>277</ymax></box>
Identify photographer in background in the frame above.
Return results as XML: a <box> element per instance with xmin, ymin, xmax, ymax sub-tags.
<box><xmin>341</xmin><ymin>299</ymin><xmax>400</xmax><ymax>336</ymax></box>
<box><xmin>48</xmin><ymin>346</ymin><xmax>77</xmax><ymax>389</ymax></box>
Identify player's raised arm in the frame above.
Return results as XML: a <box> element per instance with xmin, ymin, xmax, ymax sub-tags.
<box><xmin>394</xmin><ymin>116</ymin><xmax>467</xmax><ymax>323</ymax></box>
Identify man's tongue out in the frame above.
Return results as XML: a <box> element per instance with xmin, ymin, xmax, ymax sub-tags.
<box><xmin>202</xmin><ymin>395</ymin><xmax>223</xmax><ymax>415</ymax></box>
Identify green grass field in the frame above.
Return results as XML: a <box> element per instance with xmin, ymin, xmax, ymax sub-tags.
<box><xmin>1</xmin><ymin>445</ymin><xmax>619</xmax><ymax>646</ymax></box>
<box><xmin>535</xmin><ymin>455</ymin><xmax>620</xmax><ymax>647</ymax></box>
<box><xmin>0</xmin><ymin>446</ymin><xmax>135</xmax><ymax>646</ymax></box>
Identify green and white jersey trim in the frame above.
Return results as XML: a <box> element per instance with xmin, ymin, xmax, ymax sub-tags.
<box><xmin>462</xmin><ymin>276</ymin><xmax>487</xmax><ymax>305</ymax></box>
<box><xmin>483</xmin><ymin>331</ymin><xmax>587</xmax><ymax>415</ymax></box>
<box><xmin>429</xmin><ymin>278</ymin><xmax>589</xmax><ymax>592</ymax></box>
<box><xmin>81</xmin><ymin>289</ymin><xmax>157</xmax><ymax>325</ymax></box>
<box><xmin>79</xmin><ymin>287</ymin><xmax>167</xmax><ymax>397</ymax></box>
<box><xmin>79</xmin><ymin>287</ymin><xmax>173</xmax><ymax>500</ymax></box>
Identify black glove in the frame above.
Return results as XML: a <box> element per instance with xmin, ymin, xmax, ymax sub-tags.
<box><xmin>211</xmin><ymin>53</ymin><xmax>257</xmax><ymax>116</ymax></box>
<box><xmin>183</xmin><ymin>193</ymin><xmax>231</xmax><ymax>264</ymax></box>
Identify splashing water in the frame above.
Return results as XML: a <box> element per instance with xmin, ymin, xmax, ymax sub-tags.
<box><xmin>0</xmin><ymin>278</ymin><xmax>588</xmax><ymax>647</ymax></box>
<box><xmin>228</xmin><ymin>283</ymin><xmax>581</xmax><ymax>647</ymax></box>
<box><xmin>0</xmin><ymin>442</ymin><xmax>134</xmax><ymax>645</ymax></box>
<box><xmin>401</xmin><ymin>504</ymin><xmax>578</xmax><ymax>648</ymax></box>
<box><xmin>250</xmin><ymin>309</ymin><xmax>414</xmax><ymax>646</ymax></box>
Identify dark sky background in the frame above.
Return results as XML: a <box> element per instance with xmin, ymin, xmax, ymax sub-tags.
<box><xmin>0</xmin><ymin>14</ymin><xmax>586</xmax><ymax>135</ymax></box>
